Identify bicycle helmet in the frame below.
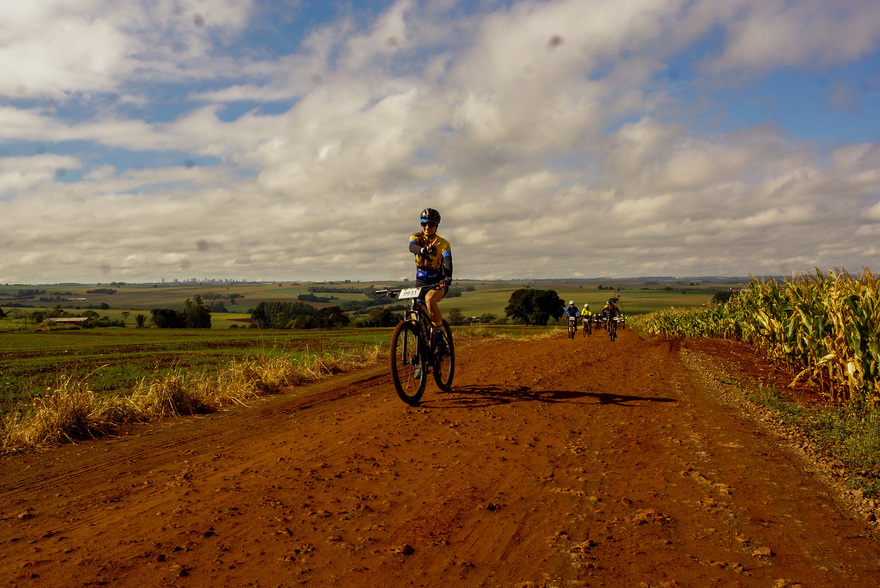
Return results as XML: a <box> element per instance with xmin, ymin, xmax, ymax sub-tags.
<box><xmin>420</xmin><ymin>208</ymin><xmax>441</xmax><ymax>225</ymax></box>
<box><xmin>569</xmin><ymin>300</ymin><xmax>575</xmax><ymax>305</ymax></box>
<box><xmin>583</xmin><ymin>303</ymin><xmax>589</xmax><ymax>309</ymax></box>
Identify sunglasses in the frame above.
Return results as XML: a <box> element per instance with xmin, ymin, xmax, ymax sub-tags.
<box><xmin>420</xmin><ymin>221</ymin><xmax>437</xmax><ymax>228</ymax></box>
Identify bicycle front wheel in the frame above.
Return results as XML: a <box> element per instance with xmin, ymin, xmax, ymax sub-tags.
<box><xmin>390</xmin><ymin>321</ymin><xmax>427</xmax><ymax>405</ymax></box>
<box><xmin>433</xmin><ymin>320</ymin><xmax>455</xmax><ymax>392</ymax></box>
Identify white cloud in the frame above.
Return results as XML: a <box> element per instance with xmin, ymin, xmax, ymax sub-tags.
<box><xmin>0</xmin><ymin>0</ymin><xmax>878</xmax><ymax>283</ymax></box>
<box><xmin>696</xmin><ymin>0</ymin><xmax>880</xmax><ymax>72</ymax></box>
<box><xmin>0</xmin><ymin>0</ymin><xmax>255</xmax><ymax>99</ymax></box>
<box><xmin>0</xmin><ymin>154</ymin><xmax>81</xmax><ymax>196</ymax></box>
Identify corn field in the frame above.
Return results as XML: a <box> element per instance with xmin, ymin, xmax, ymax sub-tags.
<box><xmin>631</xmin><ymin>269</ymin><xmax>880</xmax><ymax>408</ymax></box>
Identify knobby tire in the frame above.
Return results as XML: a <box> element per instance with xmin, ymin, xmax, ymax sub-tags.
<box><xmin>433</xmin><ymin>319</ymin><xmax>455</xmax><ymax>392</ymax></box>
<box><xmin>390</xmin><ymin>321</ymin><xmax>427</xmax><ymax>405</ymax></box>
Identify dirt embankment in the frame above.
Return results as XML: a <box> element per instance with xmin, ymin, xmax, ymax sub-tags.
<box><xmin>2</xmin><ymin>329</ymin><xmax>879</xmax><ymax>587</ymax></box>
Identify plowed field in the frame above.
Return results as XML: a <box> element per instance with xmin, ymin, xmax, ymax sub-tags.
<box><xmin>3</xmin><ymin>328</ymin><xmax>879</xmax><ymax>587</ymax></box>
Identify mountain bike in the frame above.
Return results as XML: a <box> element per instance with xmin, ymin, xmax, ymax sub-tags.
<box><xmin>376</xmin><ymin>285</ymin><xmax>455</xmax><ymax>405</ymax></box>
<box><xmin>567</xmin><ymin>316</ymin><xmax>578</xmax><ymax>339</ymax></box>
<box><xmin>582</xmin><ymin>316</ymin><xmax>592</xmax><ymax>337</ymax></box>
<box><xmin>607</xmin><ymin>315</ymin><xmax>618</xmax><ymax>342</ymax></box>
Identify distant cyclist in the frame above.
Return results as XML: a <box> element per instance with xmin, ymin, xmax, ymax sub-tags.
<box><xmin>603</xmin><ymin>298</ymin><xmax>621</xmax><ymax>324</ymax></box>
<box><xmin>562</xmin><ymin>301</ymin><xmax>580</xmax><ymax>337</ymax></box>
<box><xmin>408</xmin><ymin>208</ymin><xmax>453</xmax><ymax>347</ymax></box>
<box><xmin>581</xmin><ymin>303</ymin><xmax>592</xmax><ymax>335</ymax></box>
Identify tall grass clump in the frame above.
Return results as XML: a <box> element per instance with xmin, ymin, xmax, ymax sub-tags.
<box><xmin>1</xmin><ymin>376</ymin><xmax>116</xmax><ymax>449</ymax></box>
<box><xmin>2</xmin><ymin>345</ymin><xmax>383</xmax><ymax>453</ymax></box>
<box><xmin>631</xmin><ymin>269</ymin><xmax>880</xmax><ymax>407</ymax></box>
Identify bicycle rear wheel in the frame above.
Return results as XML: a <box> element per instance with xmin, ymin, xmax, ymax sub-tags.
<box><xmin>433</xmin><ymin>320</ymin><xmax>455</xmax><ymax>392</ymax></box>
<box><xmin>390</xmin><ymin>321</ymin><xmax>427</xmax><ymax>405</ymax></box>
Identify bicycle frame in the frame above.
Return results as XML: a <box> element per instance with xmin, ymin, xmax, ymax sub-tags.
<box><xmin>378</xmin><ymin>284</ymin><xmax>455</xmax><ymax>404</ymax></box>
<box><xmin>380</xmin><ymin>285</ymin><xmax>438</xmax><ymax>344</ymax></box>
<box><xmin>567</xmin><ymin>315</ymin><xmax>577</xmax><ymax>338</ymax></box>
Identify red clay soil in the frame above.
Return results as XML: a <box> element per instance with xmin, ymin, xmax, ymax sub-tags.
<box><xmin>2</xmin><ymin>329</ymin><xmax>880</xmax><ymax>587</ymax></box>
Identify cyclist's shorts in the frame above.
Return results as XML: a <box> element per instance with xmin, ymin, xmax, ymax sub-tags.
<box><xmin>415</xmin><ymin>278</ymin><xmax>446</xmax><ymax>288</ymax></box>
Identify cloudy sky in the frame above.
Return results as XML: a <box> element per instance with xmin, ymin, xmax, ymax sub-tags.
<box><xmin>2</xmin><ymin>0</ymin><xmax>879</xmax><ymax>284</ymax></box>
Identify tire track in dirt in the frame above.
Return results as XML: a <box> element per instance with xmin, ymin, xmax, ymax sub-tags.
<box><xmin>2</xmin><ymin>329</ymin><xmax>879</xmax><ymax>587</ymax></box>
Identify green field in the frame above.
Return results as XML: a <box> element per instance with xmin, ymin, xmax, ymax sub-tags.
<box><xmin>0</xmin><ymin>277</ymin><xmax>747</xmax><ymax>413</ymax></box>
<box><xmin>0</xmin><ymin>278</ymin><xmax>741</xmax><ymax>329</ymax></box>
<box><xmin>447</xmin><ymin>278</ymin><xmax>738</xmax><ymax>320</ymax></box>
<box><xmin>0</xmin><ymin>328</ymin><xmax>392</xmax><ymax>411</ymax></box>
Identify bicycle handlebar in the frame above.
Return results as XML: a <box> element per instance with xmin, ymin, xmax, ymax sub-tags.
<box><xmin>375</xmin><ymin>283</ymin><xmax>448</xmax><ymax>298</ymax></box>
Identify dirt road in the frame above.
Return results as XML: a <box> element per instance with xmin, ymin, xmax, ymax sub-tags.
<box><xmin>2</xmin><ymin>328</ymin><xmax>879</xmax><ymax>587</ymax></box>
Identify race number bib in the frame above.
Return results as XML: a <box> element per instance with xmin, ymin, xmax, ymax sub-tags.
<box><xmin>398</xmin><ymin>287</ymin><xmax>422</xmax><ymax>299</ymax></box>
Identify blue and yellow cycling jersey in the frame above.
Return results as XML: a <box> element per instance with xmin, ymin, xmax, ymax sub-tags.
<box><xmin>562</xmin><ymin>305</ymin><xmax>580</xmax><ymax>318</ymax></box>
<box><xmin>409</xmin><ymin>232</ymin><xmax>452</xmax><ymax>284</ymax></box>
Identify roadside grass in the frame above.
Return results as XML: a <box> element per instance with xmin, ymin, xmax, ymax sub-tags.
<box><xmin>746</xmin><ymin>385</ymin><xmax>807</xmax><ymax>426</ymax></box>
<box><xmin>1</xmin><ymin>345</ymin><xmax>383</xmax><ymax>453</ymax></box>
<box><xmin>0</xmin><ymin>324</ymin><xmax>555</xmax><ymax>453</ymax></box>
<box><xmin>0</xmin><ymin>328</ymin><xmax>389</xmax><ymax>407</ymax></box>
<box><xmin>808</xmin><ymin>407</ymin><xmax>880</xmax><ymax>496</ymax></box>
<box><xmin>745</xmin><ymin>385</ymin><xmax>880</xmax><ymax>498</ymax></box>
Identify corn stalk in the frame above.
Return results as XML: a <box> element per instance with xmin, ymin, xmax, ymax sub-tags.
<box><xmin>631</xmin><ymin>269</ymin><xmax>880</xmax><ymax>407</ymax></box>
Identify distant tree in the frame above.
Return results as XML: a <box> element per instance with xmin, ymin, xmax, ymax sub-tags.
<box><xmin>446</xmin><ymin>308</ymin><xmax>465</xmax><ymax>325</ymax></box>
<box><xmin>356</xmin><ymin>307</ymin><xmax>398</xmax><ymax>328</ymax></box>
<box><xmin>298</xmin><ymin>293</ymin><xmax>332</xmax><ymax>303</ymax></box>
<box><xmin>209</xmin><ymin>301</ymin><xmax>228</xmax><ymax>313</ymax></box>
<box><xmin>121</xmin><ymin>311</ymin><xmax>130</xmax><ymax>326</ymax></box>
<box><xmin>315</xmin><ymin>306</ymin><xmax>350</xmax><ymax>329</ymax></box>
<box><xmin>289</xmin><ymin>315</ymin><xmax>316</xmax><ymax>329</ymax></box>
<box><xmin>251</xmin><ymin>301</ymin><xmax>317</xmax><ymax>329</ymax></box>
<box><xmin>504</xmin><ymin>288</ymin><xmax>564</xmax><ymax>326</ymax></box>
<box><xmin>135</xmin><ymin>314</ymin><xmax>146</xmax><ymax>328</ymax></box>
<box><xmin>88</xmin><ymin>316</ymin><xmax>124</xmax><ymax>328</ymax></box>
<box><xmin>183</xmin><ymin>296</ymin><xmax>212</xmax><ymax>328</ymax></box>
<box><xmin>150</xmin><ymin>308</ymin><xmax>186</xmax><ymax>329</ymax></box>
<box><xmin>0</xmin><ymin>307</ymin><xmax>6</xmax><ymax>319</ymax></box>
<box><xmin>711</xmin><ymin>290</ymin><xmax>737</xmax><ymax>305</ymax></box>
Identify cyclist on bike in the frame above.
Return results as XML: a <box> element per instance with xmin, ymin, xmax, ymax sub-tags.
<box><xmin>562</xmin><ymin>301</ymin><xmax>580</xmax><ymax>335</ymax></box>
<box><xmin>409</xmin><ymin>208</ymin><xmax>453</xmax><ymax>347</ymax></box>
<box><xmin>581</xmin><ymin>303</ymin><xmax>592</xmax><ymax>331</ymax></box>
<box><xmin>603</xmin><ymin>298</ymin><xmax>621</xmax><ymax>322</ymax></box>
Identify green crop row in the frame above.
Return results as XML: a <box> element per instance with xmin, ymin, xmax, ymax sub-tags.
<box><xmin>631</xmin><ymin>269</ymin><xmax>880</xmax><ymax>407</ymax></box>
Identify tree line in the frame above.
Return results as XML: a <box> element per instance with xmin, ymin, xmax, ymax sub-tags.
<box><xmin>150</xmin><ymin>296</ymin><xmax>212</xmax><ymax>328</ymax></box>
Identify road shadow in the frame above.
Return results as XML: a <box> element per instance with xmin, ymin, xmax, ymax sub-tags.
<box><xmin>421</xmin><ymin>385</ymin><xmax>676</xmax><ymax>409</ymax></box>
